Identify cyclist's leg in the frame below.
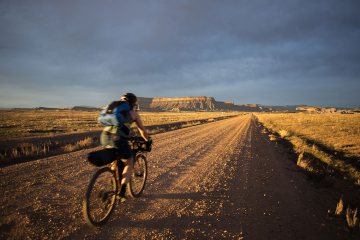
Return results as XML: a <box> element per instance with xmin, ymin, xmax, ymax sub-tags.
<box><xmin>121</xmin><ymin>157</ymin><xmax>133</xmax><ymax>186</ymax></box>
<box><xmin>110</xmin><ymin>160</ymin><xmax>117</xmax><ymax>171</ymax></box>
<box><xmin>111</xmin><ymin>160</ymin><xmax>124</xmax><ymax>182</ymax></box>
<box><xmin>115</xmin><ymin>137</ymin><xmax>132</xmax><ymax>198</ymax></box>
<box><xmin>118</xmin><ymin>157</ymin><xmax>132</xmax><ymax>200</ymax></box>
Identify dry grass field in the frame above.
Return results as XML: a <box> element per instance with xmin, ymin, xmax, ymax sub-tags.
<box><xmin>0</xmin><ymin>110</ymin><xmax>99</xmax><ymax>138</ymax></box>
<box><xmin>256</xmin><ymin>113</ymin><xmax>360</xmax><ymax>184</ymax></box>
<box><xmin>0</xmin><ymin>110</ymin><xmax>241</xmax><ymax>165</ymax></box>
<box><xmin>0</xmin><ymin>110</ymin><xmax>240</xmax><ymax>138</ymax></box>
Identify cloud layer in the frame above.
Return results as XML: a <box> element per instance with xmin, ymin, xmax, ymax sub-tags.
<box><xmin>1</xmin><ymin>0</ymin><xmax>359</xmax><ymax>107</ymax></box>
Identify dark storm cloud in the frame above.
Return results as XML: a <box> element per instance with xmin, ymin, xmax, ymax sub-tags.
<box><xmin>0</xmin><ymin>0</ymin><xmax>359</xmax><ymax>107</ymax></box>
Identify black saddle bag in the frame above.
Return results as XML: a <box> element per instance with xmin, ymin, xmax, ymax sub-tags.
<box><xmin>87</xmin><ymin>148</ymin><xmax>117</xmax><ymax>167</ymax></box>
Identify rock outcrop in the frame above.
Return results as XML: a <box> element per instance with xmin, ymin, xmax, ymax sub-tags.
<box><xmin>136</xmin><ymin>97</ymin><xmax>153</xmax><ymax>111</ymax></box>
<box><xmin>296</xmin><ymin>106</ymin><xmax>338</xmax><ymax>114</ymax></box>
<box><xmin>151</xmin><ymin>96</ymin><xmax>216</xmax><ymax>111</ymax></box>
<box><xmin>138</xmin><ymin>96</ymin><xmax>264</xmax><ymax>112</ymax></box>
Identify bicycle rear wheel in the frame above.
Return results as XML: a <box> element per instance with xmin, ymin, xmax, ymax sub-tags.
<box><xmin>83</xmin><ymin>167</ymin><xmax>117</xmax><ymax>226</ymax></box>
<box><xmin>128</xmin><ymin>154</ymin><xmax>147</xmax><ymax>198</ymax></box>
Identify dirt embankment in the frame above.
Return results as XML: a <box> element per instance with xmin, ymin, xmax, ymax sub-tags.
<box><xmin>0</xmin><ymin>114</ymin><xmax>358</xmax><ymax>239</ymax></box>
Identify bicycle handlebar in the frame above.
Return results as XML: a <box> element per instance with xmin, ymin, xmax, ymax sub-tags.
<box><xmin>128</xmin><ymin>136</ymin><xmax>153</xmax><ymax>152</ymax></box>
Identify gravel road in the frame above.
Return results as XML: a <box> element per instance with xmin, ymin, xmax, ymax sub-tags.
<box><xmin>0</xmin><ymin>114</ymin><xmax>357</xmax><ymax>239</ymax></box>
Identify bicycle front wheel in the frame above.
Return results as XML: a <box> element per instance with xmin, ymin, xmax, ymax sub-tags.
<box><xmin>128</xmin><ymin>154</ymin><xmax>147</xmax><ymax>198</ymax></box>
<box><xmin>83</xmin><ymin>167</ymin><xmax>117</xmax><ymax>226</ymax></box>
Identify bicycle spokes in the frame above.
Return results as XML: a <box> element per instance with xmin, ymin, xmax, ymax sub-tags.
<box><xmin>83</xmin><ymin>167</ymin><xmax>117</xmax><ymax>226</ymax></box>
<box><xmin>129</xmin><ymin>154</ymin><xmax>147</xmax><ymax>198</ymax></box>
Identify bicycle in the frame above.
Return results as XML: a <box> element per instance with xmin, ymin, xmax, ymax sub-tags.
<box><xmin>82</xmin><ymin>137</ymin><xmax>152</xmax><ymax>226</ymax></box>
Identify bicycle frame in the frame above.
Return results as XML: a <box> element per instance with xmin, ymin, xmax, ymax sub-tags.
<box><xmin>112</xmin><ymin>144</ymin><xmax>147</xmax><ymax>191</ymax></box>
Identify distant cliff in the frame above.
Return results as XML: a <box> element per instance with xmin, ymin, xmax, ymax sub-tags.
<box><xmin>151</xmin><ymin>96</ymin><xmax>216</xmax><ymax>111</ymax></box>
<box><xmin>137</xmin><ymin>96</ymin><xmax>265</xmax><ymax>112</ymax></box>
<box><xmin>296</xmin><ymin>106</ymin><xmax>341</xmax><ymax>113</ymax></box>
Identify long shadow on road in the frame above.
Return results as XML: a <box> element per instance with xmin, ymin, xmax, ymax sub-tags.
<box><xmin>105</xmin><ymin>190</ymin><xmax>245</xmax><ymax>239</ymax></box>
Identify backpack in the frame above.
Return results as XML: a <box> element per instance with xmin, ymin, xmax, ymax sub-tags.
<box><xmin>98</xmin><ymin>101</ymin><xmax>131</xmax><ymax>126</ymax></box>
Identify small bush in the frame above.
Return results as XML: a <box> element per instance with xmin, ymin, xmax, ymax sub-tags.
<box><xmin>279</xmin><ymin>129</ymin><xmax>291</xmax><ymax>138</ymax></box>
<box><xmin>78</xmin><ymin>137</ymin><xmax>94</xmax><ymax>148</ymax></box>
<box><xmin>3</xmin><ymin>143</ymin><xmax>50</xmax><ymax>160</ymax></box>
<box><xmin>346</xmin><ymin>207</ymin><xmax>358</xmax><ymax>229</ymax></box>
<box><xmin>269</xmin><ymin>134</ymin><xmax>277</xmax><ymax>141</ymax></box>
<box><xmin>63</xmin><ymin>137</ymin><xmax>94</xmax><ymax>152</ymax></box>
<box><xmin>335</xmin><ymin>197</ymin><xmax>344</xmax><ymax>216</ymax></box>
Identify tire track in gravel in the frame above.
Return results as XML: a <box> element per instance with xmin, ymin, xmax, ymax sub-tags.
<box><xmin>73</xmin><ymin>114</ymin><xmax>253</xmax><ymax>239</ymax></box>
<box><xmin>147</xmin><ymin>116</ymin><xmax>249</xmax><ymax>186</ymax></box>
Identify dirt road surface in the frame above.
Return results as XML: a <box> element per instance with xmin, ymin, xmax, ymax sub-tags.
<box><xmin>1</xmin><ymin>114</ymin><xmax>357</xmax><ymax>239</ymax></box>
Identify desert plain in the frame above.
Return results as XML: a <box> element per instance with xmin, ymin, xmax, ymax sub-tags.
<box><xmin>0</xmin><ymin>110</ymin><xmax>359</xmax><ymax>239</ymax></box>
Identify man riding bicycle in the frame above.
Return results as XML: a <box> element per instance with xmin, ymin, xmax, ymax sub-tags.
<box><xmin>100</xmin><ymin>93</ymin><xmax>150</xmax><ymax>201</ymax></box>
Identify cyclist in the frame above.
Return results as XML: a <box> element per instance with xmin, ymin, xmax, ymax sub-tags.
<box><xmin>100</xmin><ymin>92</ymin><xmax>150</xmax><ymax>201</ymax></box>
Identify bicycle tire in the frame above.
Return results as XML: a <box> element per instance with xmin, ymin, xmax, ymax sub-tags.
<box><xmin>82</xmin><ymin>167</ymin><xmax>117</xmax><ymax>226</ymax></box>
<box><xmin>128</xmin><ymin>154</ymin><xmax>147</xmax><ymax>198</ymax></box>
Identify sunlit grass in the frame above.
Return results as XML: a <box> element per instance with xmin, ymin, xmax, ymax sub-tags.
<box><xmin>63</xmin><ymin>137</ymin><xmax>94</xmax><ymax>152</ymax></box>
<box><xmin>0</xmin><ymin>110</ymin><xmax>241</xmax><ymax>163</ymax></box>
<box><xmin>256</xmin><ymin>113</ymin><xmax>360</xmax><ymax>183</ymax></box>
<box><xmin>0</xmin><ymin>110</ymin><xmax>240</xmax><ymax>138</ymax></box>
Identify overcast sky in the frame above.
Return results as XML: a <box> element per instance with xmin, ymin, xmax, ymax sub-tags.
<box><xmin>0</xmin><ymin>0</ymin><xmax>359</xmax><ymax>108</ymax></box>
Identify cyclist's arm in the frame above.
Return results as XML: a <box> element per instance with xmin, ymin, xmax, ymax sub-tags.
<box><xmin>131</xmin><ymin>111</ymin><xmax>149</xmax><ymax>141</ymax></box>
